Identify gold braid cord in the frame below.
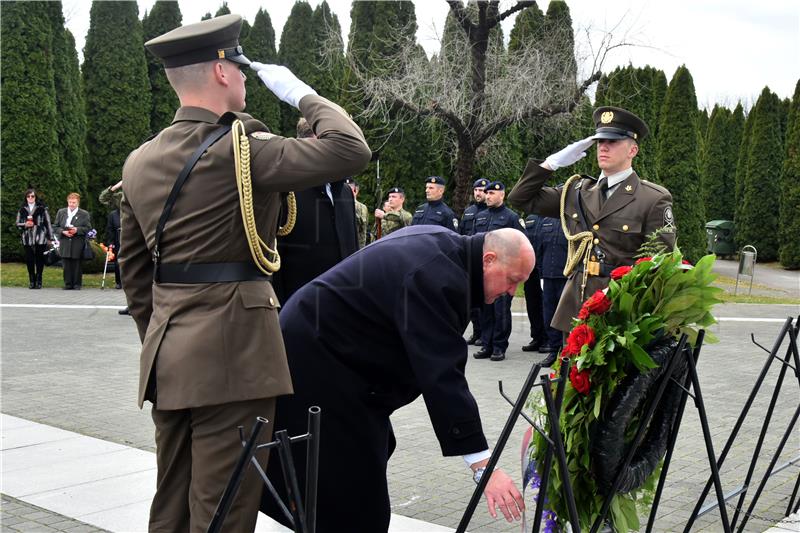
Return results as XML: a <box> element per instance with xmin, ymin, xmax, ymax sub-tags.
<box><xmin>560</xmin><ymin>174</ymin><xmax>595</xmax><ymax>299</ymax></box>
<box><xmin>232</xmin><ymin>119</ymin><xmax>296</xmax><ymax>274</ymax></box>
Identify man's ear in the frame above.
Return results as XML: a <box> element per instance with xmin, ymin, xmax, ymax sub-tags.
<box><xmin>213</xmin><ymin>62</ymin><xmax>229</xmax><ymax>87</ymax></box>
<box><xmin>629</xmin><ymin>141</ymin><xmax>639</xmax><ymax>158</ymax></box>
<box><xmin>483</xmin><ymin>251</ymin><xmax>497</xmax><ymax>267</ymax></box>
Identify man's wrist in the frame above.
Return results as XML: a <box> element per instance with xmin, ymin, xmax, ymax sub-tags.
<box><xmin>463</xmin><ymin>449</ymin><xmax>492</xmax><ymax>470</ymax></box>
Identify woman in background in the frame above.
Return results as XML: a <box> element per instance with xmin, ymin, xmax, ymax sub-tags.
<box><xmin>16</xmin><ymin>188</ymin><xmax>53</xmax><ymax>289</ymax></box>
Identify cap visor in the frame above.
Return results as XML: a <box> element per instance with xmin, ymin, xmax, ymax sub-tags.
<box><xmin>228</xmin><ymin>53</ymin><xmax>251</xmax><ymax>66</ymax></box>
<box><xmin>592</xmin><ymin>131</ymin><xmax>629</xmax><ymax>140</ymax></box>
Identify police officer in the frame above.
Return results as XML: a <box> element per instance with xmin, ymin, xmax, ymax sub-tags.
<box><xmin>473</xmin><ymin>181</ymin><xmax>525</xmax><ymax>361</ymax></box>
<box><xmin>374</xmin><ymin>186</ymin><xmax>412</xmax><ymax>237</ymax></box>
<box><xmin>346</xmin><ymin>178</ymin><xmax>369</xmax><ymax>248</ymax></box>
<box><xmin>521</xmin><ymin>214</ymin><xmax>545</xmax><ymax>353</ymax></box>
<box><xmin>508</xmin><ymin>106</ymin><xmax>675</xmax><ymax>333</ymax></box>
<box><xmin>119</xmin><ymin>15</ymin><xmax>370</xmax><ymax>531</ymax></box>
<box><xmin>411</xmin><ymin>176</ymin><xmax>458</xmax><ymax>231</ymax></box>
<box><xmin>532</xmin><ymin>216</ymin><xmax>569</xmax><ymax>366</ymax></box>
<box><xmin>461</xmin><ymin>178</ymin><xmax>489</xmax><ymax>344</ymax></box>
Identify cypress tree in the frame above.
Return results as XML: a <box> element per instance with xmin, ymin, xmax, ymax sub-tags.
<box><xmin>142</xmin><ymin>1</ymin><xmax>182</xmax><ymax>133</ymax></box>
<box><xmin>277</xmin><ymin>1</ymin><xmax>316</xmax><ymax>136</ymax></box>
<box><xmin>83</xmin><ymin>1</ymin><xmax>151</xmax><ymax>219</ymax></box>
<box><xmin>310</xmin><ymin>1</ymin><xmax>344</xmax><ymax>101</ymax></box>
<box><xmin>656</xmin><ymin>66</ymin><xmax>706</xmax><ymax>261</ymax></box>
<box><xmin>733</xmin><ymin>105</ymin><xmax>754</xmax><ymax>245</ymax></box>
<box><xmin>214</xmin><ymin>3</ymin><xmax>231</xmax><ymax>17</ymax></box>
<box><xmin>779</xmin><ymin>80</ymin><xmax>800</xmax><ymax>268</ymax></box>
<box><xmin>201</xmin><ymin>12</ymin><xmax>212</xmax><ymax>21</ymax></box>
<box><xmin>243</xmin><ymin>8</ymin><xmax>280</xmax><ymax>131</ymax></box>
<box><xmin>702</xmin><ymin>105</ymin><xmax>734</xmax><ymax>220</ymax></box>
<box><xmin>739</xmin><ymin>87</ymin><xmax>783</xmax><ymax>260</ymax></box>
<box><xmin>240</xmin><ymin>19</ymin><xmax>251</xmax><ymax>41</ymax></box>
<box><xmin>0</xmin><ymin>1</ymin><xmax>62</xmax><ymax>259</ymax></box>
<box><xmin>46</xmin><ymin>2</ymin><xmax>88</xmax><ymax>208</ymax></box>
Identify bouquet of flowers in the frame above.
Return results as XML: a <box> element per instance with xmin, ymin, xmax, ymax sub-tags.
<box><xmin>86</xmin><ymin>228</ymin><xmax>97</xmax><ymax>240</ymax></box>
<box><xmin>527</xmin><ymin>251</ymin><xmax>723</xmax><ymax>531</ymax></box>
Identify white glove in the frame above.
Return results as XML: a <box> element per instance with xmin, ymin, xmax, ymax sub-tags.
<box><xmin>249</xmin><ymin>62</ymin><xmax>317</xmax><ymax>109</ymax></box>
<box><xmin>544</xmin><ymin>136</ymin><xmax>595</xmax><ymax>170</ymax></box>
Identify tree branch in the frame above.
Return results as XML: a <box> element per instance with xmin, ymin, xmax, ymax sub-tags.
<box><xmin>490</xmin><ymin>1</ymin><xmax>538</xmax><ymax>28</ymax></box>
<box><xmin>392</xmin><ymin>96</ymin><xmax>471</xmax><ymax>146</ymax></box>
<box><xmin>446</xmin><ymin>0</ymin><xmax>473</xmax><ymax>38</ymax></box>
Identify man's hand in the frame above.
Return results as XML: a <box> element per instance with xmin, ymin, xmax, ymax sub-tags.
<box><xmin>110</xmin><ymin>180</ymin><xmax>123</xmax><ymax>192</ymax></box>
<box><xmin>543</xmin><ymin>136</ymin><xmax>595</xmax><ymax>171</ymax></box>
<box><xmin>484</xmin><ymin>468</ymin><xmax>525</xmax><ymax>522</ymax></box>
<box><xmin>249</xmin><ymin>62</ymin><xmax>317</xmax><ymax>109</ymax></box>
<box><xmin>374</xmin><ymin>209</ymin><xmax>385</xmax><ymax>219</ymax></box>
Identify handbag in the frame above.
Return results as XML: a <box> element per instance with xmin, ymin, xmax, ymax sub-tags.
<box><xmin>44</xmin><ymin>242</ymin><xmax>61</xmax><ymax>266</ymax></box>
<box><xmin>82</xmin><ymin>240</ymin><xmax>95</xmax><ymax>261</ymax></box>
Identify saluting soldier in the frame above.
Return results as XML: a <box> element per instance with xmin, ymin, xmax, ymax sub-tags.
<box><xmin>346</xmin><ymin>178</ymin><xmax>370</xmax><ymax>248</ymax></box>
<box><xmin>118</xmin><ymin>15</ymin><xmax>370</xmax><ymax>532</ymax></box>
<box><xmin>472</xmin><ymin>181</ymin><xmax>525</xmax><ymax>362</ymax></box>
<box><xmin>461</xmin><ymin>178</ymin><xmax>489</xmax><ymax>345</ymax></box>
<box><xmin>508</xmin><ymin>106</ymin><xmax>675</xmax><ymax>334</ymax></box>
<box><xmin>411</xmin><ymin>176</ymin><xmax>458</xmax><ymax>231</ymax></box>
<box><xmin>374</xmin><ymin>186</ymin><xmax>412</xmax><ymax>237</ymax></box>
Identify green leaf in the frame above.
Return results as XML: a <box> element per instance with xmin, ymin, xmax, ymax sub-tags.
<box><xmin>630</xmin><ymin>343</ymin><xmax>658</xmax><ymax>370</ymax></box>
<box><xmin>593</xmin><ymin>392</ymin><xmax>602</xmax><ymax>418</ymax></box>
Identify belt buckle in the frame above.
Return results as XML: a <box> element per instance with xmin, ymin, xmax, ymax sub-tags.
<box><xmin>587</xmin><ymin>260</ymin><xmax>600</xmax><ymax>276</ymax></box>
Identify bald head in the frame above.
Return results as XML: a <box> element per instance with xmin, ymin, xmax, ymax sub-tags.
<box><xmin>482</xmin><ymin>228</ymin><xmax>535</xmax><ymax>304</ymax></box>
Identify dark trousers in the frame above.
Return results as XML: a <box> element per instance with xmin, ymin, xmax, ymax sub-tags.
<box><xmin>149</xmin><ymin>398</ymin><xmax>275</xmax><ymax>533</ymax></box>
<box><xmin>469</xmin><ymin>308</ymin><xmax>482</xmax><ymax>338</ymax></box>
<box><xmin>543</xmin><ymin>277</ymin><xmax>568</xmax><ymax>348</ymax></box>
<box><xmin>24</xmin><ymin>244</ymin><xmax>46</xmax><ymax>284</ymax></box>
<box><xmin>524</xmin><ymin>269</ymin><xmax>545</xmax><ymax>340</ymax></box>
<box><xmin>62</xmin><ymin>258</ymin><xmax>82</xmax><ymax>289</ymax></box>
<box><xmin>480</xmin><ymin>293</ymin><xmax>513</xmax><ymax>353</ymax></box>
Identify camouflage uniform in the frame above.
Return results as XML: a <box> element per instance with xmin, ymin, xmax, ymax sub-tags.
<box><xmin>354</xmin><ymin>199</ymin><xmax>369</xmax><ymax>248</ymax></box>
<box><xmin>381</xmin><ymin>209</ymin><xmax>412</xmax><ymax>236</ymax></box>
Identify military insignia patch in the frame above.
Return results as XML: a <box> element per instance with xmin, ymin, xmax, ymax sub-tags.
<box><xmin>601</xmin><ymin>111</ymin><xmax>614</xmax><ymax>124</ymax></box>
<box><xmin>625</xmin><ymin>185</ymin><xmax>633</xmax><ymax>192</ymax></box>
<box><xmin>663</xmin><ymin>206</ymin><xmax>675</xmax><ymax>227</ymax></box>
<box><xmin>250</xmin><ymin>131</ymin><xmax>274</xmax><ymax>141</ymax></box>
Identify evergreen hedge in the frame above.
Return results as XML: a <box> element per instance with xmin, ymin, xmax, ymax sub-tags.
<box><xmin>143</xmin><ymin>1</ymin><xmax>182</xmax><ymax>133</ymax></box>
<box><xmin>779</xmin><ymin>80</ymin><xmax>800</xmax><ymax>268</ymax></box>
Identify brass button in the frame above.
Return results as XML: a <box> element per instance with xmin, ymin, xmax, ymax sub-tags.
<box><xmin>269</xmin><ymin>297</ymin><xmax>275</xmax><ymax>306</ymax></box>
<box><xmin>593</xmin><ymin>238</ymin><xmax>600</xmax><ymax>244</ymax></box>
<box><xmin>592</xmin><ymin>224</ymin><xmax>599</xmax><ymax>230</ymax></box>
<box><xmin>622</xmin><ymin>224</ymin><xmax>629</xmax><ymax>231</ymax></box>
<box><xmin>572</xmin><ymin>213</ymin><xmax>578</xmax><ymax>219</ymax></box>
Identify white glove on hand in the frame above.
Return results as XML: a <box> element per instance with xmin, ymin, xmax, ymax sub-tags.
<box><xmin>544</xmin><ymin>136</ymin><xmax>595</xmax><ymax>170</ymax></box>
<box><xmin>249</xmin><ymin>62</ymin><xmax>317</xmax><ymax>109</ymax></box>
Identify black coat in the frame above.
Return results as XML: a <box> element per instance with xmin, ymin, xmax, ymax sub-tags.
<box><xmin>459</xmin><ymin>201</ymin><xmax>487</xmax><ymax>236</ymax></box>
<box><xmin>410</xmin><ymin>199</ymin><xmax>458</xmax><ymax>231</ymax></box>
<box><xmin>263</xmin><ymin>226</ymin><xmax>488</xmax><ymax>532</ymax></box>
<box><xmin>273</xmin><ymin>180</ymin><xmax>358</xmax><ymax>303</ymax></box>
<box><xmin>106</xmin><ymin>209</ymin><xmax>121</xmax><ymax>251</ymax></box>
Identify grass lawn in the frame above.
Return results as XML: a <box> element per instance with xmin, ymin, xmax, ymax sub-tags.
<box><xmin>1</xmin><ymin>262</ymin><xmax>117</xmax><ymax>290</ymax></box>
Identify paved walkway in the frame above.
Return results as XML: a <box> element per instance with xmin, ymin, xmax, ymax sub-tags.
<box><xmin>2</xmin><ymin>286</ymin><xmax>799</xmax><ymax>532</ymax></box>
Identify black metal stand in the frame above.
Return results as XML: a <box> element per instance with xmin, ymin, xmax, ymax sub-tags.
<box><xmin>683</xmin><ymin>316</ymin><xmax>800</xmax><ymax>532</ymax></box>
<box><xmin>207</xmin><ymin>406</ymin><xmax>322</xmax><ymax>533</ymax></box>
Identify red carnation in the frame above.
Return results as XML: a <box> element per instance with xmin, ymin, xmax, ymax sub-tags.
<box><xmin>682</xmin><ymin>259</ymin><xmax>692</xmax><ymax>265</ymax></box>
<box><xmin>569</xmin><ymin>365</ymin><xmax>591</xmax><ymax>395</ymax></box>
<box><xmin>610</xmin><ymin>265</ymin><xmax>633</xmax><ymax>280</ymax></box>
<box><xmin>578</xmin><ymin>290</ymin><xmax>612</xmax><ymax>319</ymax></box>
<box><xmin>635</xmin><ymin>256</ymin><xmax>652</xmax><ymax>265</ymax></box>
<box><xmin>566</xmin><ymin>324</ymin><xmax>596</xmax><ymax>355</ymax></box>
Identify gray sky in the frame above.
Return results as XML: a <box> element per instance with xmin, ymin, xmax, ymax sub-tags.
<box><xmin>62</xmin><ymin>0</ymin><xmax>799</xmax><ymax>110</ymax></box>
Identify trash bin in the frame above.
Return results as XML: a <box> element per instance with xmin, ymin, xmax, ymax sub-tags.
<box><xmin>705</xmin><ymin>220</ymin><xmax>735</xmax><ymax>255</ymax></box>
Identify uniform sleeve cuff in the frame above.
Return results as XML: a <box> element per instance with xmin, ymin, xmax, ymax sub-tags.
<box><xmin>462</xmin><ymin>449</ymin><xmax>491</xmax><ymax>468</ymax></box>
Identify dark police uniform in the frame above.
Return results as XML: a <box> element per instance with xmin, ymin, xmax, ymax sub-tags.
<box><xmin>461</xmin><ymin>178</ymin><xmax>489</xmax><ymax>343</ymax></box>
<box><xmin>119</xmin><ymin>15</ymin><xmax>371</xmax><ymax>532</ymax></box>
<box><xmin>472</xmin><ymin>181</ymin><xmax>524</xmax><ymax>359</ymax></box>
<box><xmin>262</xmin><ymin>226</ymin><xmax>489</xmax><ymax>532</ymax></box>
<box><xmin>532</xmin><ymin>216</ymin><xmax>568</xmax><ymax>350</ymax></box>
<box><xmin>273</xmin><ymin>180</ymin><xmax>359</xmax><ymax>304</ymax></box>
<box><xmin>522</xmin><ymin>214</ymin><xmax>545</xmax><ymax>350</ymax></box>
<box><xmin>411</xmin><ymin>176</ymin><xmax>458</xmax><ymax>231</ymax></box>
<box><xmin>508</xmin><ymin>106</ymin><xmax>675</xmax><ymax>333</ymax></box>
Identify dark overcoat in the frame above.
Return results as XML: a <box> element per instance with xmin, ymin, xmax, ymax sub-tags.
<box><xmin>52</xmin><ymin>208</ymin><xmax>92</xmax><ymax>259</ymax></box>
<box><xmin>262</xmin><ymin>226</ymin><xmax>488</xmax><ymax>532</ymax></box>
<box><xmin>459</xmin><ymin>201</ymin><xmax>487</xmax><ymax>236</ymax></box>
<box><xmin>410</xmin><ymin>199</ymin><xmax>458</xmax><ymax>231</ymax></box>
<box><xmin>272</xmin><ymin>180</ymin><xmax>358</xmax><ymax>303</ymax></box>
<box><xmin>508</xmin><ymin>161</ymin><xmax>675</xmax><ymax>331</ymax></box>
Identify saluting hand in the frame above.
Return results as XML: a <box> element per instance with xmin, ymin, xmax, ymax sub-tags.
<box><xmin>484</xmin><ymin>469</ymin><xmax>525</xmax><ymax>523</ymax></box>
<box><xmin>249</xmin><ymin>62</ymin><xmax>317</xmax><ymax>110</ymax></box>
<box><xmin>374</xmin><ymin>209</ymin><xmax>385</xmax><ymax>219</ymax></box>
<box><xmin>543</xmin><ymin>136</ymin><xmax>595</xmax><ymax>171</ymax></box>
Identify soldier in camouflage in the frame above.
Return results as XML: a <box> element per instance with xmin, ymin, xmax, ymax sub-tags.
<box><xmin>346</xmin><ymin>178</ymin><xmax>370</xmax><ymax>248</ymax></box>
<box><xmin>374</xmin><ymin>187</ymin><xmax>412</xmax><ymax>237</ymax></box>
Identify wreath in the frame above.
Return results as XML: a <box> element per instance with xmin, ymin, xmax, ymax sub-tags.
<box><xmin>527</xmin><ymin>250</ymin><xmax>723</xmax><ymax>532</ymax></box>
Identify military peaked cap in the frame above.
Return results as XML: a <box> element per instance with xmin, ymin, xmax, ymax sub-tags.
<box><xmin>592</xmin><ymin>106</ymin><xmax>649</xmax><ymax>142</ymax></box>
<box><xmin>145</xmin><ymin>14</ymin><xmax>250</xmax><ymax>68</ymax></box>
<box><xmin>473</xmin><ymin>178</ymin><xmax>489</xmax><ymax>189</ymax></box>
<box><xmin>426</xmin><ymin>176</ymin><xmax>446</xmax><ymax>185</ymax></box>
<box><xmin>486</xmin><ymin>181</ymin><xmax>505</xmax><ymax>191</ymax></box>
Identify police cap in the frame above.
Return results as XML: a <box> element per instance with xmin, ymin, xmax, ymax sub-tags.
<box><xmin>592</xmin><ymin>106</ymin><xmax>649</xmax><ymax>142</ymax></box>
<box><xmin>426</xmin><ymin>176</ymin><xmax>446</xmax><ymax>186</ymax></box>
<box><xmin>145</xmin><ymin>14</ymin><xmax>250</xmax><ymax>68</ymax></box>
<box><xmin>387</xmin><ymin>187</ymin><xmax>404</xmax><ymax>195</ymax></box>
<box><xmin>472</xmin><ymin>178</ymin><xmax>489</xmax><ymax>189</ymax></box>
<box><xmin>486</xmin><ymin>181</ymin><xmax>505</xmax><ymax>191</ymax></box>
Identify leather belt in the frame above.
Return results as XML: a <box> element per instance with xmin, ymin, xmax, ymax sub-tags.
<box><xmin>157</xmin><ymin>262</ymin><xmax>271</xmax><ymax>284</ymax></box>
<box><xmin>575</xmin><ymin>262</ymin><xmax>617</xmax><ymax>277</ymax></box>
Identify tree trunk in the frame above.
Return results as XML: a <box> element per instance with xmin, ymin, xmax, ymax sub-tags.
<box><xmin>452</xmin><ymin>145</ymin><xmax>476</xmax><ymax>216</ymax></box>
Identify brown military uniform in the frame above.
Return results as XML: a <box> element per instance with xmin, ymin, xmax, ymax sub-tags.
<box><xmin>120</xmin><ymin>96</ymin><xmax>370</xmax><ymax>530</ymax></box>
<box><xmin>508</xmin><ymin>163</ymin><xmax>675</xmax><ymax>332</ymax></box>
